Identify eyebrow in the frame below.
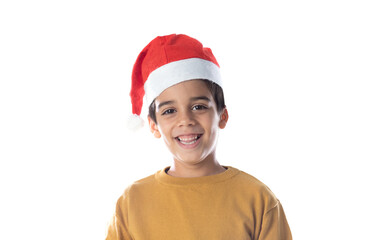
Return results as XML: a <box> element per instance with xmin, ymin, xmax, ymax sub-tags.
<box><xmin>157</xmin><ymin>100</ymin><xmax>175</xmax><ymax>110</ymax></box>
<box><xmin>157</xmin><ymin>96</ymin><xmax>211</xmax><ymax>110</ymax></box>
<box><xmin>190</xmin><ymin>96</ymin><xmax>211</xmax><ymax>102</ymax></box>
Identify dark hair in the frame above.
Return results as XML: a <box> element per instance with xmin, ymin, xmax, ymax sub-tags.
<box><xmin>148</xmin><ymin>79</ymin><xmax>226</xmax><ymax>124</ymax></box>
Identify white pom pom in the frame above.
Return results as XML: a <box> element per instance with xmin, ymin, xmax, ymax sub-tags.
<box><xmin>126</xmin><ymin>114</ymin><xmax>144</xmax><ymax>131</ymax></box>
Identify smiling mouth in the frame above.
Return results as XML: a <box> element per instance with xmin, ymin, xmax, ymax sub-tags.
<box><xmin>175</xmin><ymin>134</ymin><xmax>203</xmax><ymax>145</ymax></box>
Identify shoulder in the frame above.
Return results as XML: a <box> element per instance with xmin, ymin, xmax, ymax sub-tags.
<box><xmin>231</xmin><ymin>167</ymin><xmax>274</xmax><ymax>192</ymax></box>
<box><xmin>229</xmin><ymin>167</ymin><xmax>279</xmax><ymax>211</ymax></box>
<box><xmin>117</xmin><ymin>172</ymin><xmax>157</xmax><ymax>201</ymax></box>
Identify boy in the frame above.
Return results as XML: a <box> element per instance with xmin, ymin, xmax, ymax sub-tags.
<box><xmin>106</xmin><ymin>34</ymin><xmax>292</xmax><ymax>239</ymax></box>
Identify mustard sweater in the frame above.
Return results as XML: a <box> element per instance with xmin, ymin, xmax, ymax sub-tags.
<box><xmin>106</xmin><ymin>166</ymin><xmax>292</xmax><ymax>240</ymax></box>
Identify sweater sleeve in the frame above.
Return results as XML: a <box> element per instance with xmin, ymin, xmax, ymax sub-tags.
<box><xmin>105</xmin><ymin>191</ymin><xmax>133</xmax><ymax>240</ymax></box>
<box><xmin>258</xmin><ymin>200</ymin><xmax>292</xmax><ymax>240</ymax></box>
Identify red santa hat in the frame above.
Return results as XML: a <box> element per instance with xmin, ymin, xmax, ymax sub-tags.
<box><xmin>128</xmin><ymin>34</ymin><xmax>222</xmax><ymax>129</ymax></box>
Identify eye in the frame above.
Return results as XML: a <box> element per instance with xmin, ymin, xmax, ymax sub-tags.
<box><xmin>192</xmin><ymin>104</ymin><xmax>208</xmax><ymax>111</ymax></box>
<box><xmin>162</xmin><ymin>108</ymin><xmax>176</xmax><ymax>115</ymax></box>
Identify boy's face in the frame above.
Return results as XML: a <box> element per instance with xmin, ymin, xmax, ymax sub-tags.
<box><xmin>148</xmin><ymin>79</ymin><xmax>228</xmax><ymax>167</ymax></box>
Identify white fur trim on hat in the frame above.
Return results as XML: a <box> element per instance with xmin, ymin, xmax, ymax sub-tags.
<box><xmin>144</xmin><ymin>58</ymin><xmax>222</xmax><ymax>106</ymax></box>
<box><xmin>126</xmin><ymin>114</ymin><xmax>144</xmax><ymax>131</ymax></box>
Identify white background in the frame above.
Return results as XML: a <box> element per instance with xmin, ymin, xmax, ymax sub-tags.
<box><xmin>1</xmin><ymin>0</ymin><xmax>376</xmax><ymax>239</ymax></box>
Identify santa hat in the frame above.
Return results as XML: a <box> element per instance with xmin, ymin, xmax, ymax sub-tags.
<box><xmin>127</xmin><ymin>34</ymin><xmax>222</xmax><ymax>129</ymax></box>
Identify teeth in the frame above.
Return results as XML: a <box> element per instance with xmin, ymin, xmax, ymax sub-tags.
<box><xmin>177</xmin><ymin>135</ymin><xmax>201</xmax><ymax>145</ymax></box>
<box><xmin>181</xmin><ymin>139</ymin><xmax>197</xmax><ymax>145</ymax></box>
<box><xmin>178</xmin><ymin>135</ymin><xmax>198</xmax><ymax>141</ymax></box>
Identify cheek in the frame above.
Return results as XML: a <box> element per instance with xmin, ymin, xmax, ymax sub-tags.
<box><xmin>157</xmin><ymin>124</ymin><xmax>173</xmax><ymax>144</ymax></box>
<box><xmin>162</xmin><ymin>136</ymin><xmax>172</xmax><ymax>148</ymax></box>
<box><xmin>199</xmin><ymin>115</ymin><xmax>220</xmax><ymax>138</ymax></box>
<box><xmin>206</xmin><ymin>114</ymin><xmax>220</xmax><ymax>129</ymax></box>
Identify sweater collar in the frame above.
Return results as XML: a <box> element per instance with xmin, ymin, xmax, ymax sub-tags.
<box><xmin>155</xmin><ymin>166</ymin><xmax>239</xmax><ymax>186</ymax></box>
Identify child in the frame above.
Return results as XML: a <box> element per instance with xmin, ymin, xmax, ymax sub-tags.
<box><xmin>106</xmin><ymin>34</ymin><xmax>292</xmax><ymax>239</ymax></box>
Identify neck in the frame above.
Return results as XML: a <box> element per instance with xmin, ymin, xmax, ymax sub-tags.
<box><xmin>167</xmin><ymin>157</ymin><xmax>226</xmax><ymax>178</ymax></box>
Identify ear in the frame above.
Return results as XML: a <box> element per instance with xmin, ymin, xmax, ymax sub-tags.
<box><xmin>148</xmin><ymin>116</ymin><xmax>161</xmax><ymax>138</ymax></box>
<box><xmin>218</xmin><ymin>108</ymin><xmax>229</xmax><ymax>129</ymax></box>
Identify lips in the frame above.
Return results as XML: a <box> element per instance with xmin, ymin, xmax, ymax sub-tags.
<box><xmin>175</xmin><ymin>134</ymin><xmax>203</xmax><ymax>147</ymax></box>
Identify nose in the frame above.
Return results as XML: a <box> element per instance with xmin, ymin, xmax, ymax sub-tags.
<box><xmin>177</xmin><ymin>109</ymin><xmax>195</xmax><ymax>127</ymax></box>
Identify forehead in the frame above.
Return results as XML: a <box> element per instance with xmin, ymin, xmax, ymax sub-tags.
<box><xmin>155</xmin><ymin>79</ymin><xmax>212</xmax><ymax>102</ymax></box>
